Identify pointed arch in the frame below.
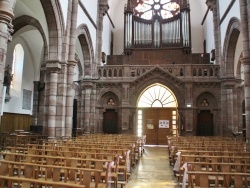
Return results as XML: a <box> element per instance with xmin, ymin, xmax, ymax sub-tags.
<box><xmin>76</xmin><ymin>24</ymin><xmax>94</xmax><ymax>77</ymax></box>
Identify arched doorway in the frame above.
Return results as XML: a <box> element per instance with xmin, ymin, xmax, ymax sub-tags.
<box><xmin>196</xmin><ymin>93</ymin><xmax>217</xmax><ymax>136</ymax></box>
<box><xmin>137</xmin><ymin>83</ymin><xmax>178</xmax><ymax>145</ymax></box>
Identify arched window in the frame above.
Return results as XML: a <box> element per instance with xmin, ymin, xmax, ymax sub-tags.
<box><xmin>137</xmin><ymin>83</ymin><xmax>178</xmax><ymax>136</ymax></box>
<box><xmin>138</xmin><ymin>84</ymin><xmax>177</xmax><ymax>107</ymax></box>
<box><xmin>11</xmin><ymin>44</ymin><xmax>24</xmax><ymax>96</ymax></box>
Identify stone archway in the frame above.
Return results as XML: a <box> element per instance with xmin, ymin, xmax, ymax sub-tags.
<box><xmin>222</xmin><ymin>17</ymin><xmax>242</xmax><ymax>135</ymax></box>
<box><xmin>196</xmin><ymin>92</ymin><xmax>217</xmax><ymax>136</ymax></box>
<box><xmin>223</xmin><ymin>17</ymin><xmax>241</xmax><ymax>78</ymax></box>
<box><xmin>77</xmin><ymin>24</ymin><xmax>94</xmax><ymax>78</ymax></box>
<box><xmin>137</xmin><ymin>83</ymin><xmax>178</xmax><ymax>145</ymax></box>
<box><xmin>100</xmin><ymin>92</ymin><xmax>120</xmax><ymax>134</ymax></box>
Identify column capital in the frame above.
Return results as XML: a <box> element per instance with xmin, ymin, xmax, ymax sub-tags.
<box><xmin>0</xmin><ymin>0</ymin><xmax>16</xmax><ymax>23</ymax></box>
<box><xmin>67</xmin><ymin>60</ymin><xmax>77</xmax><ymax>67</ymax></box>
<box><xmin>46</xmin><ymin>60</ymin><xmax>61</xmax><ymax>72</ymax></box>
<box><xmin>240</xmin><ymin>57</ymin><xmax>250</xmax><ymax>65</ymax></box>
<box><xmin>206</xmin><ymin>0</ymin><xmax>217</xmax><ymax>11</ymax></box>
<box><xmin>99</xmin><ymin>0</ymin><xmax>109</xmax><ymax>16</ymax></box>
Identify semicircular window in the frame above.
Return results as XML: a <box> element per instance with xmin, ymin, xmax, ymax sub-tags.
<box><xmin>137</xmin><ymin>83</ymin><xmax>177</xmax><ymax>107</ymax></box>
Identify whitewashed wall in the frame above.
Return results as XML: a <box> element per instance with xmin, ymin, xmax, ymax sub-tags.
<box><xmin>102</xmin><ymin>14</ymin><xmax>112</xmax><ymax>56</ymax></box>
<box><xmin>4</xmin><ymin>39</ymin><xmax>34</xmax><ymax>115</ymax></box>
<box><xmin>108</xmin><ymin>0</ymin><xmax>127</xmax><ymax>55</ymax></box>
<box><xmin>76</xmin><ymin>0</ymin><xmax>98</xmax><ymax>55</ymax></box>
<box><xmin>15</xmin><ymin>0</ymin><xmax>49</xmax><ymax>56</ymax></box>
<box><xmin>189</xmin><ymin>0</ymin><xmax>205</xmax><ymax>53</ymax></box>
<box><xmin>219</xmin><ymin>0</ymin><xmax>241</xmax><ymax>53</ymax></box>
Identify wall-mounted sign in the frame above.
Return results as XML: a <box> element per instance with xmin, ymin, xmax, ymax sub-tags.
<box><xmin>159</xmin><ymin>120</ymin><xmax>169</xmax><ymax>128</ymax></box>
<box><xmin>147</xmin><ymin>124</ymin><xmax>154</xmax><ymax>129</ymax></box>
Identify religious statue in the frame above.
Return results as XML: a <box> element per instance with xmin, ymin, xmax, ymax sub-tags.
<box><xmin>3</xmin><ymin>65</ymin><xmax>13</xmax><ymax>95</ymax></box>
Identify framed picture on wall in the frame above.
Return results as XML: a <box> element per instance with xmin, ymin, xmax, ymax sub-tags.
<box><xmin>159</xmin><ymin>120</ymin><xmax>169</xmax><ymax>128</ymax></box>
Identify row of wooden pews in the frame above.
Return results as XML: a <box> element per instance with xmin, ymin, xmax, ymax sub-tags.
<box><xmin>0</xmin><ymin>134</ymin><xmax>146</xmax><ymax>188</ymax></box>
<box><xmin>167</xmin><ymin>136</ymin><xmax>250</xmax><ymax>188</ymax></box>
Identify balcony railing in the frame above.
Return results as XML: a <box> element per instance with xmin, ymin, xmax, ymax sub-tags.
<box><xmin>97</xmin><ymin>64</ymin><xmax>220</xmax><ymax>80</ymax></box>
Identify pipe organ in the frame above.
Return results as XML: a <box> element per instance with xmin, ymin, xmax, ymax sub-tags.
<box><xmin>124</xmin><ymin>0</ymin><xmax>191</xmax><ymax>50</ymax></box>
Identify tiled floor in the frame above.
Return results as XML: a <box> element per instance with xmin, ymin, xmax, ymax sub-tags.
<box><xmin>125</xmin><ymin>145</ymin><xmax>178</xmax><ymax>188</ymax></box>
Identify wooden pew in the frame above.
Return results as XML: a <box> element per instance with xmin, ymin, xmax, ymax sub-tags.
<box><xmin>0</xmin><ymin>159</ymin><xmax>106</xmax><ymax>188</ymax></box>
<box><xmin>187</xmin><ymin>171</ymin><xmax>250</xmax><ymax>188</ymax></box>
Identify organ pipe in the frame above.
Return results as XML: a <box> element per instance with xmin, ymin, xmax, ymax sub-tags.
<box><xmin>125</xmin><ymin>3</ymin><xmax>190</xmax><ymax>49</ymax></box>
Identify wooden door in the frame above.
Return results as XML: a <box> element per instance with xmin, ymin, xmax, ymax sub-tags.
<box><xmin>197</xmin><ymin>110</ymin><xmax>213</xmax><ymax>136</ymax></box>
<box><xmin>103</xmin><ymin>109</ymin><xmax>118</xmax><ymax>134</ymax></box>
<box><xmin>142</xmin><ymin>108</ymin><xmax>174</xmax><ymax>145</ymax></box>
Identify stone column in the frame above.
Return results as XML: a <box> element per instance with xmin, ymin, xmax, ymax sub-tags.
<box><xmin>46</xmin><ymin>61</ymin><xmax>61</xmax><ymax>138</ymax></box>
<box><xmin>65</xmin><ymin>61</ymin><xmax>76</xmax><ymax>137</ymax></box>
<box><xmin>90</xmin><ymin>84</ymin><xmax>97</xmax><ymax>133</ymax></box>
<box><xmin>227</xmin><ymin>87</ymin><xmax>234</xmax><ymax>133</ymax></box>
<box><xmin>64</xmin><ymin>0</ymin><xmax>78</xmax><ymax>137</ymax></box>
<box><xmin>239</xmin><ymin>0</ymin><xmax>250</xmax><ymax>140</ymax></box>
<box><xmin>0</xmin><ymin>0</ymin><xmax>16</xmax><ymax>118</ymax></box>
<box><xmin>81</xmin><ymin>82</ymin><xmax>93</xmax><ymax>133</ymax></box>
<box><xmin>95</xmin><ymin>0</ymin><xmax>109</xmax><ymax>71</ymax></box>
<box><xmin>207</xmin><ymin>0</ymin><xmax>227</xmax><ymax>136</ymax></box>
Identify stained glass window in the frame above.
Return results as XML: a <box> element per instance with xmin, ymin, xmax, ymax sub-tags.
<box><xmin>133</xmin><ymin>0</ymin><xmax>180</xmax><ymax>20</ymax></box>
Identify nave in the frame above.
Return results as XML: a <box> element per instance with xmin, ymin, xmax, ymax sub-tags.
<box><xmin>125</xmin><ymin>145</ymin><xmax>178</xmax><ymax>188</ymax></box>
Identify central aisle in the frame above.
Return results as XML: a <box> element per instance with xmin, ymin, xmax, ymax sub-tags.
<box><xmin>125</xmin><ymin>145</ymin><xmax>178</xmax><ymax>188</ymax></box>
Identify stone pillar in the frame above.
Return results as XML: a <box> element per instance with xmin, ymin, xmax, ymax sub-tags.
<box><xmin>120</xmin><ymin>83</ymin><xmax>131</xmax><ymax>134</ymax></box>
<box><xmin>46</xmin><ymin>61</ymin><xmax>61</xmax><ymax>138</ymax></box>
<box><xmin>227</xmin><ymin>87</ymin><xmax>234</xmax><ymax>133</ymax></box>
<box><xmin>62</xmin><ymin>0</ymin><xmax>78</xmax><ymax>137</ymax></box>
<box><xmin>90</xmin><ymin>84</ymin><xmax>97</xmax><ymax>133</ymax></box>
<box><xmin>95</xmin><ymin>0</ymin><xmax>109</xmax><ymax>70</ymax></box>
<box><xmin>65</xmin><ymin>61</ymin><xmax>76</xmax><ymax>137</ymax></box>
<box><xmin>81</xmin><ymin>82</ymin><xmax>94</xmax><ymax>133</ymax></box>
<box><xmin>239</xmin><ymin>0</ymin><xmax>250</xmax><ymax>140</ymax></box>
<box><xmin>241</xmin><ymin>57</ymin><xmax>250</xmax><ymax>140</ymax></box>
<box><xmin>206</xmin><ymin>0</ymin><xmax>227</xmax><ymax>136</ymax></box>
<box><xmin>57</xmin><ymin>64</ymin><xmax>67</xmax><ymax>136</ymax></box>
<box><xmin>0</xmin><ymin>0</ymin><xmax>16</xmax><ymax>118</ymax></box>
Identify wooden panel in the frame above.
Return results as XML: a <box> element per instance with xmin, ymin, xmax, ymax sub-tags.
<box><xmin>142</xmin><ymin>108</ymin><xmax>175</xmax><ymax>145</ymax></box>
<box><xmin>197</xmin><ymin>110</ymin><xmax>213</xmax><ymax>136</ymax></box>
<box><xmin>157</xmin><ymin>109</ymin><xmax>173</xmax><ymax>145</ymax></box>
<box><xmin>0</xmin><ymin>113</ymin><xmax>33</xmax><ymax>133</ymax></box>
<box><xmin>103</xmin><ymin>110</ymin><xmax>118</xmax><ymax>134</ymax></box>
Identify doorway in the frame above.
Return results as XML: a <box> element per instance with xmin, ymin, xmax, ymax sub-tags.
<box><xmin>137</xmin><ymin>83</ymin><xmax>178</xmax><ymax>145</ymax></box>
<box><xmin>141</xmin><ymin>108</ymin><xmax>176</xmax><ymax>145</ymax></box>
<box><xmin>103</xmin><ymin>109</ymin><xmax>118</xmax><ymax>134</ymax></box>
<box><xmin>197</xmin><ymin>110</ymin><xmax>213</xmax><ymax>136</ymax></box>
<box><xmin>72</xmin><ymin>99</ymin><xmax>77</xmax><ymax>137</ymax></box>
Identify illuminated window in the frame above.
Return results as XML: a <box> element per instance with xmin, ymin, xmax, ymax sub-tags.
<box><xmin>11</xmin><ymin>48</ymin><xmax>16</xmax><ymax>87</ymax></box>
<box><xmin>11</xmin><ymin>44</ymin><xmax>24</xmax><ymax>96</ymax></box>
<box><xmin>134</xmin><ymin>0</ymin><xmax>180</xmax><ymax>20</ymax></box>
<box><xmin>138</xmin><ymin>110</ymin><xmax>143</xmax><ymax>136</ymax></box>
<box><xmin>137</xmin><ymin>84</ymin><xmax>178</xmax><ymax>136</ymax></box>
<box><xmin>137</xmin><ymin>83</ymin><xmax>177</xmax><ymax>108</ymax></box>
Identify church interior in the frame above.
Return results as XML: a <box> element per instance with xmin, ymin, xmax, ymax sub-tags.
<box><xmin>0</xmin><ymin>0</ymin><xmax>250</xmax><ymax>187</ymax></box>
